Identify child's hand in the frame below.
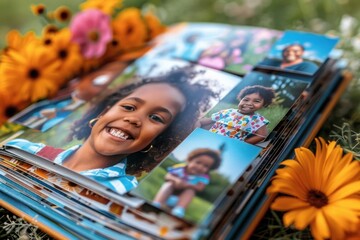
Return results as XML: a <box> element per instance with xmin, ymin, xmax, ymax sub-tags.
<box><xmin>199</xmin><ymin>117</ymin><xmax>214</xmax><ymax>129</ymax></box>
<box><xmin>173</xmin><ymin>178</ymin><xmax>188</xmax><ymax>189</ymax></box>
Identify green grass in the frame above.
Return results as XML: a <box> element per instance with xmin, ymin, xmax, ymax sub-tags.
<box><xmin>133</xmin><ymin>165</ymin><xmax>214</xmax><ymax>223</ymax></box>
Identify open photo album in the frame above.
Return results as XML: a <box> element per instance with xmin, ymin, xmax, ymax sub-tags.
<box><xmin>0</xmin><ymin>22</ymin><xmax>349</xmax><ymax>239</ymax></box>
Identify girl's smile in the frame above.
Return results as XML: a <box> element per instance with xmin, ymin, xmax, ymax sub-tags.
<box><xmin>106</xmin><ymin>127</ymin><xmax>133</xmax><ymax>140</ymax></box>
<box><xmin>87</xmin><ymin>83</ymin><xmax>186</xmax><ymax>157</ymax></box>
<box><xmin>238</xmin><ymin>92</ymin><xmax>265</xmax><ymax>115</ymax></box>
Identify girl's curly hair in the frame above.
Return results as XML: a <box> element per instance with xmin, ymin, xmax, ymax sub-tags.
<box><xmin>68</xmin><ymin>65</ymin><xmax>219</xmax><ymax>176</ymax></box>
<box><xmin>237</xmin><ymin>85</ymin><xmax>275</xmax><ymax>107</ymax></box>
<box><xmin>187</xmin><ymin>148</ymin><xmax>222</xmax><ymax>171</ymax></box>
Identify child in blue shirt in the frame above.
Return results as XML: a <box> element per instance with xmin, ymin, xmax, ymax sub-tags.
<box><xmin>153</xmin><ymin>148</ymin><xmax>221</xmax><ymax>217</ymax></box>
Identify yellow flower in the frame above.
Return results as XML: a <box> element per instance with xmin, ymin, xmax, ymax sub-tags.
<box><xmin>42</xmin><ymin>29</ymin><xmax>82</xmax><ymax>83</ymax></box>
<box><xmin>144</xmin><ymin>12</ymin><xmax>167</xmax><ymax>39</ymax></box>
<box><xmin>112</xmin><ymin>8</ymin><xmax>148</xmax><ymax>51</ymax></box>
<box><xmin>31</xmin><ymin>4</ymin><xmax>46</xmax><ymax>16</ymax></box>
<box><xmin>42</xmin><ymin>24</ymin><xmax>59</xmax><ymax>36</ymax></box>
<box><xmin>5</xmin><ymin>30</ymin><xmax>38</xmax><ymax>52</ymax></box>
<box><xmin>0</xmin><ymin>42</ymin><xmax>62</xmax><ymax>102</ymax></box>
<box><xmin>54</xmin><ymin>6</ymin><xmax>72</xmax><ymax>22</ymax></box>
<box><xmin>267</xmin><ymin>138</ymin><xmax>360</xmax><ymax>239</ymax></box>
<box><xmin>80</xmin><ymin>0</ymin><xmax>122</xmax><ymax>15</ymax></box>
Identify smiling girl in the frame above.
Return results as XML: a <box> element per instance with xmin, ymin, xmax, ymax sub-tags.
<box><xmin>5</xmin><ymin>66</ymin><xmax>218</xmax><ymax>194</ymax></box>
<box><xmin>200</xmin><ymin>85</ymin><xmax>275</xmax><ymax>144</ymax></box>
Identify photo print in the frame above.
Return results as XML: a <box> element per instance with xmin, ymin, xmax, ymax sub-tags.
<box><xmin>257</xmin><ymin>30</ymin><xmax>339</xmax><ymax>75</ymax></box>
<box><xmin>142</xmin><ymin>23</ymin><xmax>282</xmax><ymax>75</ymax></box>
<box><xmin>198</xmin><ymin>71</ymin><xmax>309</xmax><ymax>146</ymax></box>
<box><xmin>3</xmin><ymin>58</ymin><xmax>242</xmax><ymax>195</ymax></box>
<box><xmin>139</xmin><ymin>23</ymin><xmax>232</xmax><ymax>68</ymax></box>
<box><xmin>131</xmin><ymin>128</ymin><xmax>262</xmax><ymax>223</ymax></box>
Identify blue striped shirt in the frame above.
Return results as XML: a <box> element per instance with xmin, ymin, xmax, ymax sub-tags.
<box><xmin>5</xmin><ymin>139</ymin><xmax>138</xmax><ymax>194</ymax></box>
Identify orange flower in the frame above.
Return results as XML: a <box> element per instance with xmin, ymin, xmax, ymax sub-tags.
<box><xmin>31</xmin><ymin>4</ymin><xmax>46</xmax><ymax>16</ymax></box>
<box><xmin>42</xmin><ymin>29</ymin><xmax>82</xmax><ymax>82</ymax></box>
<box><xmin>267</xmin><ymin>138</ymin><xmax>360</xmax><ymax>239</ymax></box>
<box><xmin>0</xmin><ymin>42</ymin><xmax>62</xmax><ymax>102</ymax></box>
<box><xmin>42</xmin><ymin>25</ymin><xmax>59</xmax><ymax>36</ymax></box>
<box><xmin>112</xmin><ymin>8</ymin><xmax>148</xmax><ymax>51</ymax></box>
<box><xmin>80</xmin><ymin>0</ymin><xmax>122</xmax><ymax>15</ymax></box>
<box><xmin>5</xmin><ymin>30</ymin><xmax>38</xmax><ymax>52</ymax></box>
<box><xmin>54</xmin><ymin>6</ymin><xmax>72</xmax><ymax>22</ymax></box>
<box><xmin>144</xmin><ymin>12</ymin><xmax>167</xmax><ymax>40</ymax></box>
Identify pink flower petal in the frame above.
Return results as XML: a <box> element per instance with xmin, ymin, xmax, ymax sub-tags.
<box><xmin>70</xmin><ymin>9</ymin><xmax>112</xmax><ymax>58</ymax></box>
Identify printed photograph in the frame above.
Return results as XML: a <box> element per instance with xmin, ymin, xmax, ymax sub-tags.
<box><xmin>3</xmin><ymin>58</ymin><xmax>242</xmax><ymax>195</ymax></box>
<box><xmin>257</xmin><ymin>30</ymin><xmax>339</xmax><ymax>75</ymax></box>
<box><xmin>131</xmin><ymin>128</ymin><xmax>262</xmax><ymax>223</ymax></box>
<box><xmin>142</xmin><ymin>23</ymin><xmax>282</xmax><ymax>75</ymax></box>
<box><xmin>199</xmin><ymin>71</ymin><xmax>309</xmax><ymax>145</ymax></box>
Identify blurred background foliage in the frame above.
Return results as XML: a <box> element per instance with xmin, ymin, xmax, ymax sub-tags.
<box><xmin>2</xmin><ymin>0</ymin><xmax>360</xmax><ymax>46</ymax></box>
<box><xmin>1</xmin><ymin>0</ymin><xmax>360</xmax><ymax>239</ymax></box>
<box><xmin>2</xmin><ymin>0</ymin><xmax>360</xmax><ymax>132</ymax></box>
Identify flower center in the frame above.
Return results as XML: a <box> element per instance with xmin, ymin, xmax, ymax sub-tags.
<box><xmin>45</xmin><ymin>25</ymin><xmax>58</xmax><ymax>34</ymax></box>
<box><xmin>59</xmin><ymin>11</ymin><xmax>69</xmax><ymax>21</ymax></box>
<box><xmin>111</xmin><ymin>39</ymin><xmax>118</xmax><ymax>47</ymax></box>
<box><xmin>44</xmin><ymin>38</ymin><xmax>52</xmax><ymax>45</ymax></box>
<box><xmin>67</xmin><ymin>181</ymin><xmax>77</xmax><ymax>187</ymax></box>
<box><xmin>36</xmin><ymin>7</ymin><xmax>45</xmax><ymax>15</ymax></box>
<box><xmin>3</xmin><ymin>46</ymin><xmax>9</xmax><ymax>53</ymax></box>
<box><xmin>28</xmin><ymin>68</ymin><xmax>40</xmax><ymax>80</ymax></box>
<box><xmin>126</xmin><ymin>25</ymin><xmax>134</xmax><ymax>35</ymax></box>
<box><xmin>88</xmin><ymin>30</ymin><xmax>99</xmax><ymax>42</ymax></box>
<box><xmin>58</xmin><ymin>49</ymin><xmax>68</xmax><ymax>59</ymax></box>
<box><xmin>5</xmin><ymin>105</ymin><xmax>18</xmax><ymax>117</ymax></box>
<box><xmin>307</xmin><ymin>189</ymin><xmax>328</xmax><ymax>208</ymax></box>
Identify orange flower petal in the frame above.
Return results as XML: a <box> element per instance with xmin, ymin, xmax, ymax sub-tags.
<box><xmin>311</xmin><ymin>210</ymin><xmax>330</xmax><ymax>239</ymax></box>
<box><xmin>329</xmin><ymin>181</ymin><xmax>360</xmax><ymax>201</ymax></box>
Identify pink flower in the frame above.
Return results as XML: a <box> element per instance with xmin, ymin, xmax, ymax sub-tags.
<box><xmin>70</xmin><ymin>9</ymin><xmax>112</xmax><ymax>58</ymax></box>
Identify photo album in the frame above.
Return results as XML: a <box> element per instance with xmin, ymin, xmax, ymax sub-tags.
<box><xmin>0</xmin><ymin>22</ymin><xmax>350</xmax><ymax>239</ymax></box>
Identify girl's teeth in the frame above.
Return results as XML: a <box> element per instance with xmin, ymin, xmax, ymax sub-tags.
<box><xmin>109</xmin><ymin>128</ymin><xmax>129</xmax><ymax>140</ymax></box>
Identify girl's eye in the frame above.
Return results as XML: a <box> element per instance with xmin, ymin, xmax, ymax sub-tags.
<box><xmin>121</xmin><ymin>105</ymin><xmax>135</xmax><ymax>111</ymax></box>
<box><xmin>149</xmin><ymin>114</ymin><xmax>165</xmax><ymax>124</ymax></box>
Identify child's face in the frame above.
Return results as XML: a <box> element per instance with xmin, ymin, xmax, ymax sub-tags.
<box><xmin>238</xmin><ymin>92</ymin><xmax>265</xmax><ymax>115</ymax></box>
<box><xmin>187</xmin><ymin>155</ymin><xmax>215</xmax><ymax>175</ymax></box>
<box><xmin>88</xmin><ymin>83</ymin><xmax>186</xmax><ymax>156</ymax></box>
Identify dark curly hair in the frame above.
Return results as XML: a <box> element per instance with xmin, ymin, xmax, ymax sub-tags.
<box><xmin>68</xmin><ymin>65</ymin><xmax>219</xmax><ymax>176</ymax></box>
<box><xmin>187</xmin><ymin>148</ymin><xmax>221</xmax><ymax>171</ymax></box>
<box><xmin>282</xmin><ymin>43</ymin><xmax>305</xmax><ymax>56</ymax></box>
<box><xmin>237</xmin><ymin>85</ymin><xmax>275</xmax><ymax>107</ymax></box>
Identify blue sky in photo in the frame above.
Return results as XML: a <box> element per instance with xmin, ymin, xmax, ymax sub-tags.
<box><xmin>169</xmin><ymin>128</ymin><xmax>261</xmax><ymax>183</ymax></box>
<box><xmin>266</xmin><ymin>30</ymin><xmax>339</xmax><ymax>62</ymax></box>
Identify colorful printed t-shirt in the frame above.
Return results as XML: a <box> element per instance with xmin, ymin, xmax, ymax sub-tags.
<box><xmin>168</xmin><ymin>163</ymin><xmax>210</xmax><ymax>185</ymax></box>
<box><xmin>209</xmin><ymin>108</ymin><xmax>269</xmax><ymax>140</ymax></box>
<box><xmin>5</xmin><ymin>139</ymin><xmax>138</xmax><ymax>194</ymax></box>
